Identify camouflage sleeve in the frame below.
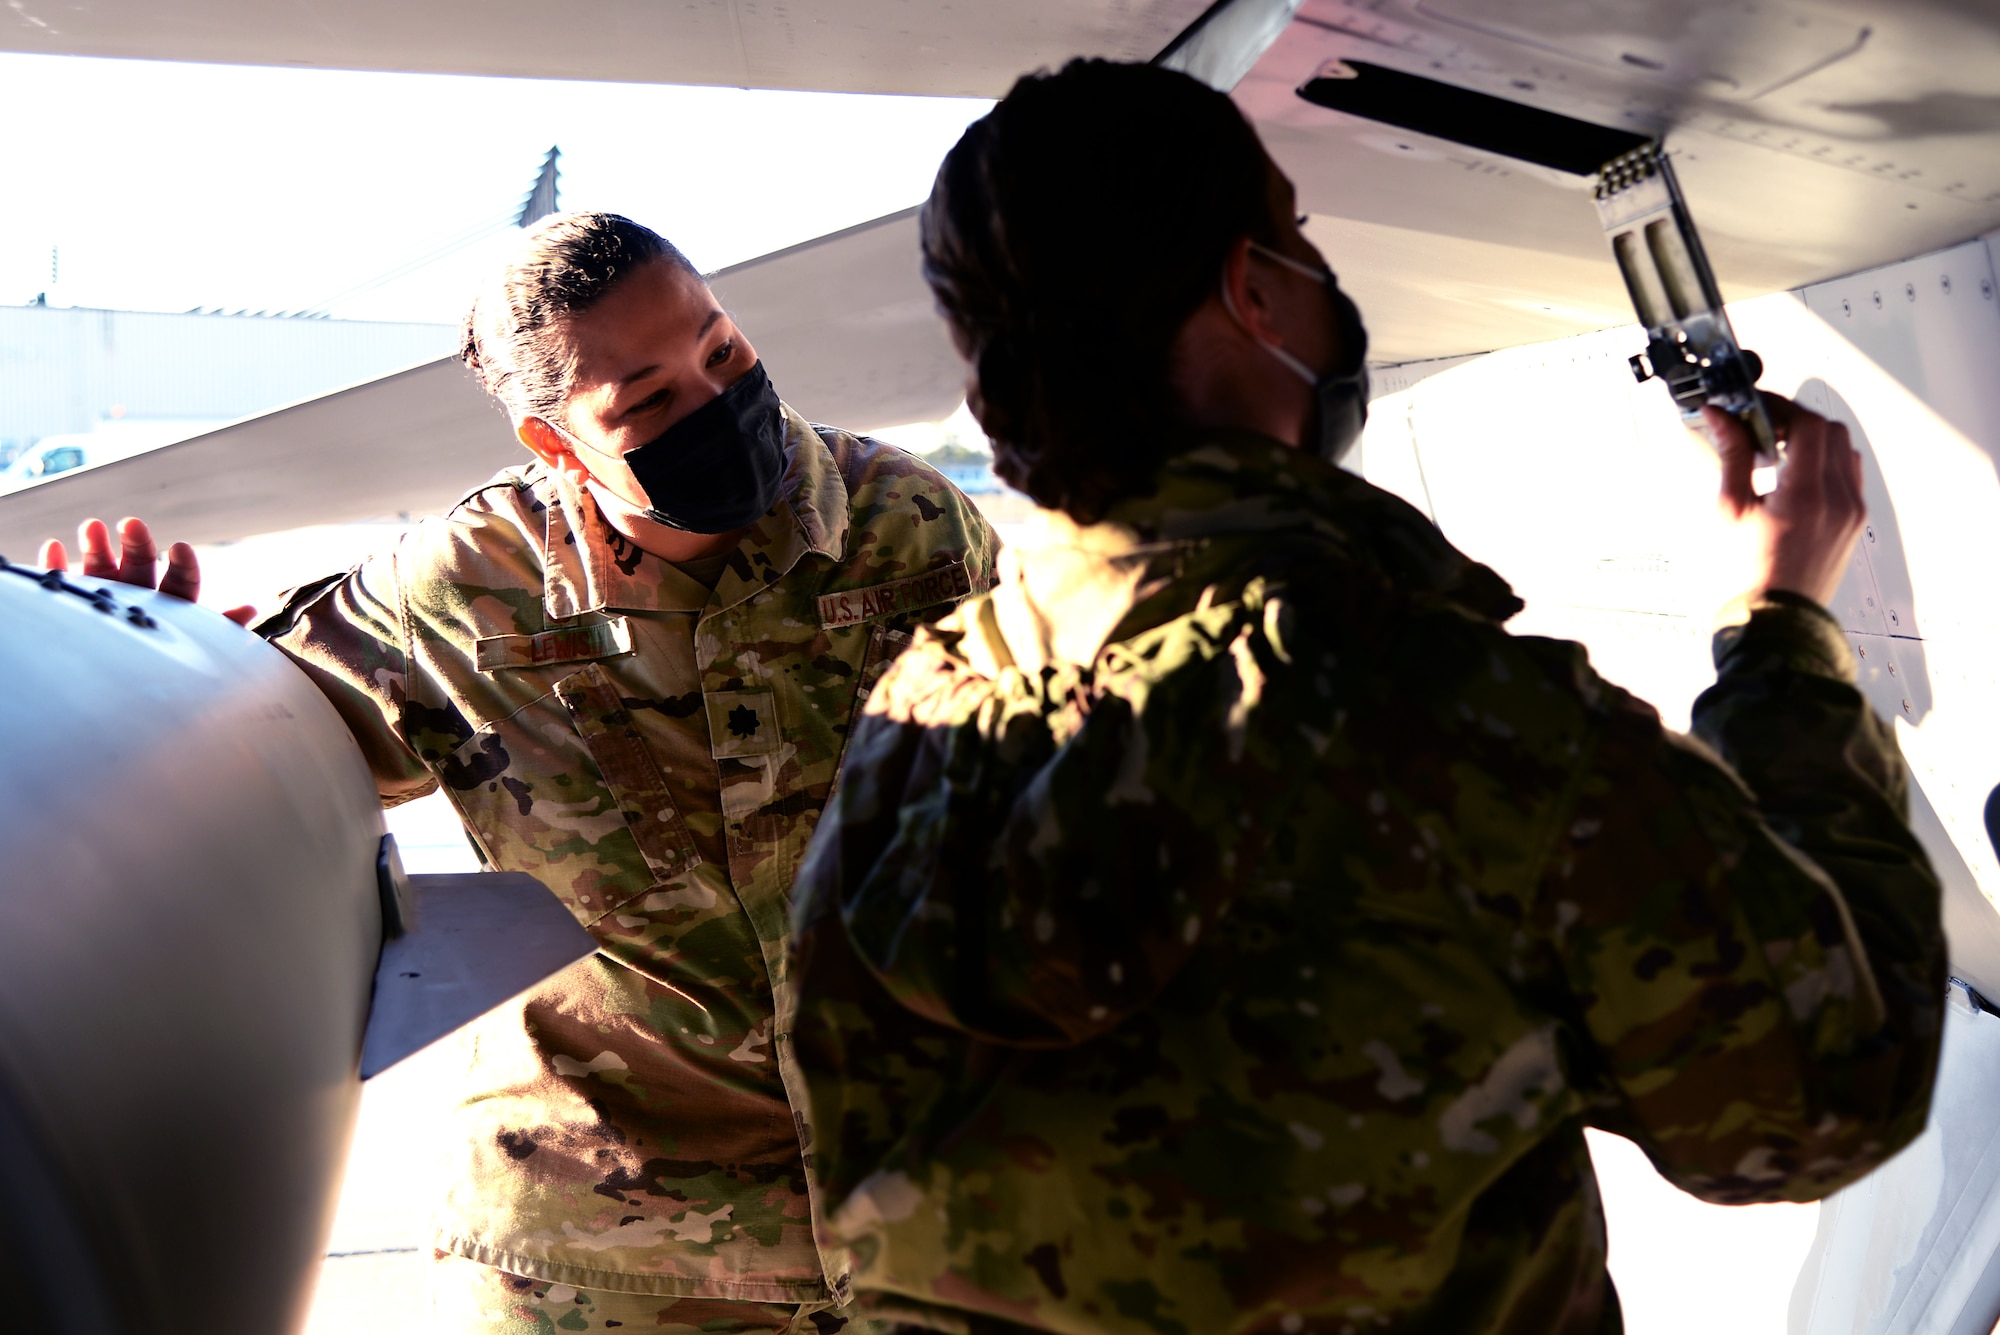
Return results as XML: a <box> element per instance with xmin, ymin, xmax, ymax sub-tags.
<box><xmin>254</xmin><ymin>544</ymin><xmax>437</xmax><ymax>806</ymax></box>
<box><xmin>843</xmin><ymin>428</ymin><xmax>1001</xmax><ymax>600</ymax></box>
<box><xmin>1541</xmin><ymin>594</ymin><xmax>1944</xmax><ymax>1204</ymax></box>
<box><xmin>798</xmin><ymin>589</ymin><xmax>1317</xmax><ymax>1048</ymax></box>
<box><xmin>934</xmin><ymin>482</ymin><xmax>1000</xmax><ymax>600</ymax></box>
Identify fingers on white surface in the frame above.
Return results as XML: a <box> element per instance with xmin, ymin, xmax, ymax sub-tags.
<box><xmin>79</xmin><ymin>518</ymin><xmax>120</xmax><ymax>580</ymax></box>
<box><xmin>160</xmin><ymin>541</ymin><xmax>202</xmax><ymax>603</ymax></box>
<box><xmin>116</xmin><ymin>517</ymin><xmax>160</xmax><ymax>588</ymax></box>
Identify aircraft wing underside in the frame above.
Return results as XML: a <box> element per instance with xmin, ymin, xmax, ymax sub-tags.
<box><xmin>3</xmin><ymin>0</ymin><xmax>1997</xmax><ymax>547</ymax></box>
<box><xmin>0</xmin><ymin>0</ymin><xmax>1217</xmax><ymax>99</ymax></box>
<box><xmin>0</xmin><ymin>208</ymin><xmax>956</xmax><ymax>550</ymax></box>
<box><xmin>2</xmin><ymin>0</ymin><xmax>1994</xmax><ymax>346</ymax></box>
<box><xmin>7</xmin><ymin>4</ymin><xmax>2000</xmax><ymax>1334</ymax></box>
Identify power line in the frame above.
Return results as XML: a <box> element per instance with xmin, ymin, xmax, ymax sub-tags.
<box><xmin>299</xmin><ymin>209</ymin><xmax>518</xmax><ymax>316</ymax></box>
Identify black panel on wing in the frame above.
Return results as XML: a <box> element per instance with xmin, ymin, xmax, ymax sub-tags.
<box><xmin>1296</xmin><ymin>61</ymin><xmax>1649</xmax><ymax>176</ymax></box>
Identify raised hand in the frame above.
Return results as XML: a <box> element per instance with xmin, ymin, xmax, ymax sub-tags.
<box><xmin>38</xmin><ymin>517</ymin><xmax>256</xmax><ymax>627</ymax></box>
<box><xmin>1707</xmin><ymin>394</ymin><xmax>1866</xmax><ymax>609</ymax></box>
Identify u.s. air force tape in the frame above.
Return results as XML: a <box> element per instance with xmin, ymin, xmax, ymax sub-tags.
<box><xmin>816</xmin><ymin>561</ymin><xmax>973</xmax><ymax>630</ymax></box>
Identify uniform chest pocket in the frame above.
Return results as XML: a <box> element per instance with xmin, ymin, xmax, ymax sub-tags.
<box><xmin>822</xmin><ymin>623</ymin><xmax>916</xmax><ymax>810</ymax></box>
<box><xmin>439</xmin><ymin>672</ymin><xmax>702</xmax><ymax>927</ymax></box>
<box><xmin>555</xmin><ymin>664</ymin><xmax>706</xmax><ymax>885</ymax></box>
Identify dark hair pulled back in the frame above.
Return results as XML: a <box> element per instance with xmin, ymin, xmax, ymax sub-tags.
<box><xmin>921</xmin><ymin>60</ymin><xmax>1278</xmax><ymax>522</ymax></box>
<box><xmin>460</xmin><ymin>211</ymin><xmax>696</xmax><ymax>426</ymax></box>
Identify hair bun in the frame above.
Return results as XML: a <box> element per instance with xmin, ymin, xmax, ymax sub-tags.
<box><xmin>918</xmin><ymin>59</ymin><xmax>1274</xmax><ymax>522</ymax></box>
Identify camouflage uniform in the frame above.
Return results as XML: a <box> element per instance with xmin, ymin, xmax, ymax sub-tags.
<box><xmin>259</xmin><ymin>406</ymin><xmax>996</xmax><ymax>1316</ymax></box>
<box><xmin>785</xmin><ymin>433</ymin><xmax>1945</xmax><ymax>1335</ymax></box>
<box><xmin>429</xmin><ymin>1250</ymin><xmax>833</xmax><ymax>1332</ymax></box>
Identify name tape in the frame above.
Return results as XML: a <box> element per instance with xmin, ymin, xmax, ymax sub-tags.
<box><xmin>477</xmin><ymin>617</ymin><xmax>635</xmax><ymax>672</ymax></box>
<box><xmin>817</xmin><ymin>562</ymin><xmax>973</xmax><ymax>631</ymax></box>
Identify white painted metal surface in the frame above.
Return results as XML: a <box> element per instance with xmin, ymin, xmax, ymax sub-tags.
<box><xmin>704</xmin><ymin>207</ymin><xmax>967</xmax><ymax>432</ymax></box>
<box><xmin>0</xmin><ymin>565</ymin><xmax>387</xmax><ymax>1334</ymax></box>
<box><xmin>4</xmin><ymin>0</ymin><xmax>1997</xmax><ymax>374</ymax></box>
<box><xmin>9</xmin><ymin>0</ymin><xmax>2000</xmax><ymax>546</ymax></box>
<box><xmin>0</xmin><ymin>0</ymin><xmax>1213</xmax><ymax>98</ymax></box>
<box><xmin>1241</xmin><ymin>0</ymin><xmax>2000</xmax><ymax>363</ymax></box>
<box><xmin>0</xmin><ymin>558</ymin><xmax>596</xmax><ymax>1331</ymax></box>
<box><xmin>1792</xmin><ymin>983</ymin><xmax>2000</xmax><ymax>1335</ymax></box>
<box><xmin>0</xmin><ymin>357</ymin><xmax>511</xmax><ymax>552</ymax></box>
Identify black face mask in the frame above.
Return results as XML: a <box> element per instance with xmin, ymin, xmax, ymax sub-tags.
<box><xmin>619</xmin><ymin>361</ymin><xmax>790</xmax><ymax>533</ymax></box>
<box><xmin>1229</xmin><ymin>243</ymin><xmax>1371</xmax><ymax>465</ymax></box>
<box><xmin>1310</xmin><ymin>285</ymin><xmax>1371</xmax><ymax>466</ymax></box>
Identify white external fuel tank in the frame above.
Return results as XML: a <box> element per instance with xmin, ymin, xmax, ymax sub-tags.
<box><xmin>0</xmin><ymin>556</ymin><xmax>387</xmax><ymax>1333</ymax></box>
<box><xmin>0</xmin><ymin>550</ymin><xmax>596</xmax><ymax>1334</ymax></box>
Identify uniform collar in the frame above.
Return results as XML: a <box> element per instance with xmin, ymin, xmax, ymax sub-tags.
<box><xmin>975</xmin><ymin>434</ymin><xmax>1322</xmax><ymax>674</ymax></box>
<box><xmin>542</xmin><ymin>404</ymin><xmax>848</xmax><ymax>621</ymax></box>
<box><xmin>974</xmin><ymin>432</ymin><xmax>1519</xmax><ymax>677</ymax></box>
<box><xmin>1021</xmin><ymin>432</ymin><xmax>1351</xmax><ymax>555</ymax></box>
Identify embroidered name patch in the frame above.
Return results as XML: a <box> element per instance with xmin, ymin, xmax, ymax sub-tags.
<box><xmin>476</xmin><ymin>617</ymin><xmax>634</xmax><ymax>672</ymax></box>
<box><xmin>816</xmin><ymin>562</ymin><xmax>972</xmax><ymax>631</ymax></box>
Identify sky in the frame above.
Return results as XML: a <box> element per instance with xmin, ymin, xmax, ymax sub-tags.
<box><xmin>0</xmin><ymin>52</ymin><xmax>992</xmax><ymax>324</ymax></box>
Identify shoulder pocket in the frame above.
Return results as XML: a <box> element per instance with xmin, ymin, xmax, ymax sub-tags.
<box><xmin>823</xmin><ymin>623</ymin><xmax>916</xmax><ymax>810</ymax></box>
<box><xmin>250</xmin><ymin>571</ymin><xmax>348</xmax><ymax>640</ymax></box>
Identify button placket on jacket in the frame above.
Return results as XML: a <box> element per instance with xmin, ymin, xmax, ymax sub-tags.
<box><xmin>539</xmin><ymin>422</ymin><xmax>838</xmax><ymax>945</ymax></box>
<box><xmin>698</xmin><ymin>593</ymin><xmax>826</xmax><ymax>960</ymax></box>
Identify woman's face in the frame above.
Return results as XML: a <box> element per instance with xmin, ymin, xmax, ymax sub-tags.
<box><xmin>528</xmin><ymin>257</ymin><xmax>760</xmax><ymax>513</ymax></box>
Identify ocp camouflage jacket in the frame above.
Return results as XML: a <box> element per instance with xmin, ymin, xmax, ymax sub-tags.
<box><xmin>785</xmin><ymin>433</ymin><xmax>1944</xmax><ymax>1335</ymax></box>
<box><xmin>260</xmin><ymin>406</ymin><xmax>996</xmax><ymax>1299</ymax></box>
